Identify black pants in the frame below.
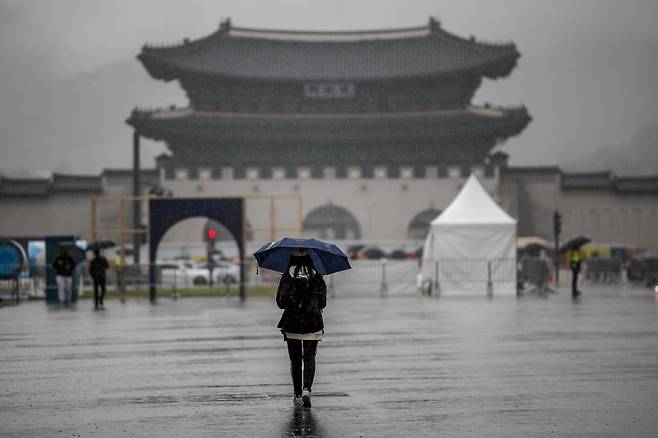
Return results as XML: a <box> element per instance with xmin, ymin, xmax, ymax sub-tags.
<box><xmin>286</xmin><ymin>340</ymin><xmax>318</xmax><ymax>397</ymax></box>
<box><xmin>571</xmin><ymin>268</ymin><xmax>580</xmax><ymax>295</ymax></box>
<box><xmin>93</xmin><ymin>277</ymin><xmax>106</xmax><ymax>308</ymax></box>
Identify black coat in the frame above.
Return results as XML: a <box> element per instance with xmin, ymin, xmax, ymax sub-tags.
<box><xmin>89</xmin><ymin>256</ymin><xmax>109</xmax><ymax>280</ymax></box>
<box><xmin>276</xmin><ymin>272</ymin><xmax>327</xmax><ymax>334</ymax></box>
<box><xmin>52</xmin><ymin>253</ymin><xmax>75</xmax><ymax>276</ymax></box>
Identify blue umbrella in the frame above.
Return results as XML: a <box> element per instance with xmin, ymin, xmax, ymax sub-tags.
<box><xmin>253</xmin><ymin>238</ymin><xmax>351</xmax><ymax>275</ymax></box>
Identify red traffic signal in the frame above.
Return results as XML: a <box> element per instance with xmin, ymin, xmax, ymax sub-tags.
<box><xmin>208</xmin><ymin>229</ymin><xmax>217</xmax><ymax>240</ymax></box>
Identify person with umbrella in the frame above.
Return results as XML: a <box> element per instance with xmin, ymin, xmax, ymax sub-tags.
<box><xmin>53</xmin><ymin>246</ymin><xmax>76</xmax><ymax>306</ymax></box>
<box><xmin>570</xmin><ymin>247</ymin><xmax>583</xmax><ymax>297</ymax></box>
<box><xmin>563</xmin><ymin>236</ymin><xmax>590</xmax><ymax>297</ymax></box>
<box><xmin>89</xmin><ymin>249</ymin><xmax>109</xmax><ymax>310</ymax></box>
<box><xmin>253</xmin><ymin>238</ymin><xmax>350</xmax><ymax>408</ymax></box>
<box><xmin>276</xmin><ymin>250</ymin><xmax>326</xmax><ymax>408</ymax></box>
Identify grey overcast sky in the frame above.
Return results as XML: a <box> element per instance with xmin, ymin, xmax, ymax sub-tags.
<box><xmin>1</xmin><ymin>0</ymin><xmax>657</xmax><ymax>175</ymax></box>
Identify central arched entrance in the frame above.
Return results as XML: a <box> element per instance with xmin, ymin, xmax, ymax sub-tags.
<box><xmin>407</xmin><ymin>208</ymin><xmax>442</xmax><ymax>240</ymax></box>
<box><xmin>149</xmin><ymin>198</ymin><xmax>245</xmax><ymax>302</ymax></box>
<box><xmin>303</xmin><ymin>204</ymin><xmax>361</xmax><ymax>240</ymax></box>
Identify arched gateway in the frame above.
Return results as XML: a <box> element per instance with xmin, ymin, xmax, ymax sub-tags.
<box><xmin>408</xmin><ymin>208</ymin><xmax>442</xmax><ymax>240</ymax></box>
<box><xmin>303</xmin><ymin>204</ymin><xmax>361</xmax><ymax>240</ymax></box>
<box><xmin>149</xmin><ymin>197</ymin><xmax>245</xmax><ymax>302</ymax></box>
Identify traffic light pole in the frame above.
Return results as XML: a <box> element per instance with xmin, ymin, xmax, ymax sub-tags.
<box><xmin>207</xmin><ymin>238</ymin><xmax>215</xmax><ymax>287</ymax></box>
<box><xmin>553</xmin><ymin>210</ymin><xmax>561</xmax><ymax>286</ymax></box>
<box><xmin>205</xmin><ymin>227</ymin><xmax>217</xmax><ymax>287</ymax></box>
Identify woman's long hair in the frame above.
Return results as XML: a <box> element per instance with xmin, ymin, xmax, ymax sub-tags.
<box><xmin>289</xmin><ymin>255</ymin><xmax>315</xmax><ymax>279</ymax></box>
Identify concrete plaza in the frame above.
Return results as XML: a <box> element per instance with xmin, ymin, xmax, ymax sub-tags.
<box><xmin>1</xmin><ymin>285</ymin><xmax>657</xmax><ymax>437</ymax></box>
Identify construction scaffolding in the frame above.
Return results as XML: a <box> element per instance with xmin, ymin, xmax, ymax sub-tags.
<box><xmin>91</xmin><ymin>194</ymin><xmax>304</xmax><ymax>262</ymax></box>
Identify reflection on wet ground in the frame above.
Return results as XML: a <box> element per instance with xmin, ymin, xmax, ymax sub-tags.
<box><xmin>1</xmin><ymin>285</ymin><xmax>657</xmax><ymax>437</ymax></box>
<box><xmin>283</xmin><ymin>405</ymin><xmax>323</xmax><ymax>437</ymax></box>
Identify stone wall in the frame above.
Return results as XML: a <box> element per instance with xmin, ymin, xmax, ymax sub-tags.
<box><xmin>0</xmin><ymin>192</ymin><xmax>94</xmax><ymax>240</ymax></box>
<box><xmin>159</xmin><ymin>171</ymin><xmax>500</xmax><ymax>242</ymax></box>
<box><xmin>2</xmin><ymin>167</ymin><xmax>656</xmax><ymax>251</ymax></box>
<box><xmin>499</xmin><ymin>168</ymin><xmax>658</xmax><ymax>250</ymax></box>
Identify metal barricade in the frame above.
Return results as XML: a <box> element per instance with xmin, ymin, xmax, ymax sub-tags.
<box><xmin>420</xmin><ymin>258</ymin><xmax>517</xmax><ymax>297</ymax></box>
<box><xmin>330</xmin><ymin>259</ymin><xmax>420</xmax><ymax>296</ymax></box>
<box><xmin>518</xmin><ymin>256</ymin><xmax>552</xmax><ymax>293</ymax></box>
<box><xmin>586</xmin><ymin>257</ymin><xmax>622</xmax><ymax>283</ymax></box>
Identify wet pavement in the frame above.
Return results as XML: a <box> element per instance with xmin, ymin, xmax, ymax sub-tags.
<box><xmin>1</xmin><ymin>285</ymin><xmax>658</xmax><ymax>437</ymax></box>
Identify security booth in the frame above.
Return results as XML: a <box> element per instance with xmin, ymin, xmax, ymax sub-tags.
<box><xmin>44</xmin><ymin>235</ymin><xmax>79</xmax><ymax>304</ymax></box>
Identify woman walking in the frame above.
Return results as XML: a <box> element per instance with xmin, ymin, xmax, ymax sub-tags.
<box><xmin>276</xmin><ymin>252</ymin><xmax>327</xmax><ymax>408</ymax></box>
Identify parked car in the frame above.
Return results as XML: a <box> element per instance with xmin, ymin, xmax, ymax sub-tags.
<box><xmin>159</xmin><ymin>259</ymin><xmax>240</xmax><ymax>287</ymax></box>
<box><xmin>388</xmin><ymin>249</ymin><xmax>408</xmax><ymax>260</ymax></box>
<box><xmin>360</xmin><ymin>247</ymin><xmax>386</xmax><ymax>260</ymax></box>
<box><xmin>586</xmin><ymin>256</ymin><xmax>622</xmax><ymax>283</ymax></box>
<box><xmin>627</xmin><ymin>254</ymin><xmax>658</xmax><ymax>286</ymax></box>
<box><xmin>202</xmin><ymin>261</ymin><xmax>241</xmax><ymax>284</ymax></box>
<box><xmin>347</xmin><ymin>244</ymin><xmax>366</xmax><ymax>259</ymax></box>
<box><xmin>388</xmin><ymin>245</ymin><xmax>423</xmax><ymax>260</ymax></box>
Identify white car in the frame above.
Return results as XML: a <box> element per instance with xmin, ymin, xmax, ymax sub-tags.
<box><xmin>159</xmin><ymin>260</ymin><xmax>240</xmax><ymax>287</ymax></box>
<box><xmin>199</xmin><ymin>261</ymin><xmax>241</xmax><ymax>285</ymax></box>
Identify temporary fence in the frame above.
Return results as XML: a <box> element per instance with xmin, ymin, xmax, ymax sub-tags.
<box><xmin>328</xmin><ymin>260</ymin><xmax>421</xmax><ymax>297</ymax></box>
<box><xmin>518</xmin><ymin>256</ymin><xmax>552</xmax><ymax>293</ymax></box>
<box><xmin>419</xmin><ymin>258</ymin><xmax>517</xmax><ymax>297</ymax></box>
<box><xmin>0</xmin><ymin>262</ymin><xmax>258</xmax><ymax>302</ymax></box>
<box><xmin>3</xmin><ymin>258</ymin><xmax>522</xmax><ymax>302</ymax></box>
<box><xmin>327</xmin><ymin>258</ymin><xmax>517</xmax><ymax>297</ymax></box>
<box><xmin>585</xmin><ymin>257</ymin><xmax>623</xmax><ymax>283</ymax></box>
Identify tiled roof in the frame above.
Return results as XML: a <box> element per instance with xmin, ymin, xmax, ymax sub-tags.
<box><xmin>139</xmin><ymin>19</ymin><xmax>519</xmax><ymax>82</ymax></box>
<box><xmin>52</xmin><ymin>173</ymin><xmax>102</xmax><ymax>193</ymax></box>
<box><xmin>503</xmin><ymin>166</ymin><xmax>561</xmax><ymax>175</ymax></box>
<box><xmin>561</xmin><ymin>171</ymin><xmax>614</xmax><ymax>189</ymax></box>
<box><xmin>127</xmin><ymin>105</ymin><xmax>531</xmax><ymax>143</ymax></box>
<box><xmin>615</xmin><ymin>176</ymin><xmax>658</xmax><ymax>193</ymax></box>
<box><xmin>0</xmin><ymin>178</ymin><xmax>50</xmax><ymax>197</ymax></box>
<box><xmin>101</xmin><ymin>168</ymin><xmax>158</xmax><ymax>178</ymax></box>
<box><xmin>1</xmin><ymin>173</ymin><xmax>115</xmax><ymax>197</ymax></box>
<box><xmin>560</xmin><ymin>172</ymin><xmax>658</xmax><ymax>193</ymax></box>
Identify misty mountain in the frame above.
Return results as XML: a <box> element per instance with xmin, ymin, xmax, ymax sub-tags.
<box><xmin>0</xmin><ymin>59</ymin><xmax>185</xmax><ymax>174</ymax></box>
<box><xmin>477</xmin><ymin>31</ymin><xmax>658</xmax><ymax>175</ymax></box>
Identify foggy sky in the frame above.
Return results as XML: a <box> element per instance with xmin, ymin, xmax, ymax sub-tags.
<box><xmin>1</xmin><ymin>0</ymin><xmax>657</xmax><ymax>175</ymax></box>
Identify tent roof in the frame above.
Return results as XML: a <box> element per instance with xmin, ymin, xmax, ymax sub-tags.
<box><xmin>432</xmin><ymin>175</ymin><xmax>516</xmax><ymax>225</ymax></box>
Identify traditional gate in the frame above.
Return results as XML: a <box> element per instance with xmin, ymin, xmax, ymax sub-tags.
<box><xmin>148</xmin><ymin>198</ymin><xmax>245</xmax><ymax>302</ymax></box>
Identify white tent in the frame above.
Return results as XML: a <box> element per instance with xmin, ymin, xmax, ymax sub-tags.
<box><xmin>421</xmin><ymin>175</ymin><xmax>517</xmax><ymax>295</ymax></box>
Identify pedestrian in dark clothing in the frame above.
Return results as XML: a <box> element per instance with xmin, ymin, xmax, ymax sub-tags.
<box><xmin>570</xmin><ymin>248</ymin><xmax>582</xmax><ymax>297</ymax></box>
<box><xmin>53</xmin><ymin>246</ymin><xmax>75</xmax><ymax>305</ymax></box>
<box><xmin>276</xmin><ymin>253</ymin><xmax>327</xmax><ymax>408</ymax></box>
<box><xmin>89</xmin><ymin>249</ymin><xmax>109</xmax><ymax>309</ymax></box>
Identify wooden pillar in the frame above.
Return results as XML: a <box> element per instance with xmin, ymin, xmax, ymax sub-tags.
<box><xmin>119</xmin><ymin>199</ymin><xmax>126</xmax><ymax>263</ymax></box>
<box><xmin>269</xmin><ymin>196</ymin><xmax>275</xmax><ymax>241</ymax></box>
<box><xmin>240</xmin><ymin>199</ymin><xmax>246</xmax><ymax>302</ymax></box>
<box><xmin>298</xmin><ymin>195</ymin><xmax>304</xmax><ymax>236</ymax></box>
<box><xmin>132</xmin><ymin>130</ymin><xmax>141</xmax><ymax>264</ymax></box>
<box><xmin>119</xmin><ymin>198</ymin><xmax>127</xmax><ymax>299</ymax></box>
<box><xmin>90</xmin><ymin>197</ymin><xmax>98</xmax><ymax>242</ymax></box>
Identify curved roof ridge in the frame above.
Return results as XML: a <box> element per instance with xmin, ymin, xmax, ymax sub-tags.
<box><xmin>138</xmin><ymin>18</ymin><xmax>521</xmax><ymax>81</ymax></box>
<box><xmin>430</xmin><ymin>25</ymin><xmax>515</xmax><ymax>50</ymax></box>
<box><xmin>142</xmin><ymin>22</ymin><xmax>430</xmax><ymax>51</ymax></box>
<box><xmin>230</xmin><ymin>25</ymin><xmax>430</xmax><ymax>40</ymax></box>
<box><xmin>142</xmin><ymin>17</ymin><xmax>515</xmax><ymax>50</ymax></box>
